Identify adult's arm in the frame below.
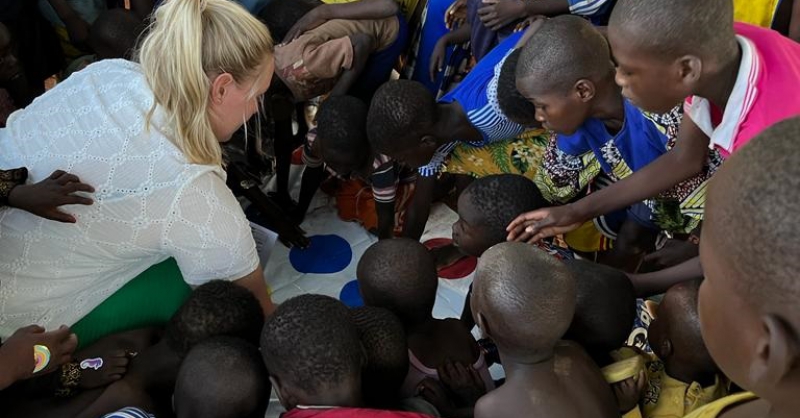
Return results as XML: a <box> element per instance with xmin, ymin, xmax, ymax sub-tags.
<box><xmin>508</xmin><ymin>115</ymin><xmax>709</xmax><ymax>242</ymax></box>
<box><xmin>233</xmin><ymin>265</ymin><xmax>275</xmax><ymax>317</ymax></box>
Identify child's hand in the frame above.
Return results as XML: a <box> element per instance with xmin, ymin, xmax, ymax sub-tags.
<box><xmin>612</xmin><ymin>370</ymin><xmax>647</xmax><ymax>413</ymax></box>
<box><xmin>0</xmin><ymin>325</ymin><xmax>78</xmax><ymax>389</ymax></box>
<box><xmin>429</xmin><ymin>37</ymin><xmax>449</xmax><ymax>83</ymax></box>
<box><xmin>437</xmin><ymin>361</ymin><xmax>487</xmax><ymax>406</ymax></box>
<box><xmin>8</xmin><ymin>170</ymin><xmax>94</xmax><ymax>223</ymax></box>
<box><xmin>445</xmin><ymin>0</ymin><xmax>467</xmax><ymax>30</ymax></box>
<box><xmin>477</xmin><ymin>0</ymin><xmax>525</xmax><ymax>31</ymax></box>
<box><xmin>283</xmin><ymin>8</ymin><xmax>328</xmax><ymax>43</ymax></box>
<box><xmin>417</xmin><ymin>377</ymin><xmax>456</xmax><ymax>415</ymax></box>
<box><xmin>506</xmin><ymin>204</ymin><xmax>583</xmax><ymax>243</ymax></box>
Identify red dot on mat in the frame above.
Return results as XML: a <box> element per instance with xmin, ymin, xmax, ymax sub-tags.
<box><xmin>423</xmin><ymin>238</ymin><xmax>477</xmax><ymax>280</ymax></box>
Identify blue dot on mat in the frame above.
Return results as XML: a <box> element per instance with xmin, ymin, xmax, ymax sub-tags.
<box><xmin>339</xmin><ymin>280</ymin><xmax>363</xmax><ymax>308</ymax></box>
<box><xmin>289</xmin><ymin>234</ymin><xmax>353</xmax><ymax>274</ymax></box>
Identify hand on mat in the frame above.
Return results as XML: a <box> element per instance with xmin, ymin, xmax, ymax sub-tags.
<box><xmin>283</xmin><ymin>9</ymin><xmax>327</xmax><ymax>43</ymax></box>
<box><xmin>8</xmin><ymin>170</ymin><xmax>94</xmax><ymax>223</ymax></box>
<box><xmin>438</xmin><ymin>360</ymin><xmax>487</xmax><ymax>406</ymax></box>
<box><xmin>478</xmin><ymin>0</ymin><xmax>525</xmax><ymax>31</ymax></box>
<box><xmin>0</xmin><ymin>325</ymin><xmax>78</xmax><ymax>388</ymax></box>
<box><xmin>507</xmin><ymin>204</ymin><xmax>583</xmax><ymax>243</ymax></box>
<box><xmin>74</xmin><ymin>347</ymin><xmax>135</xmax><ymax>389</ymax></box>
<box><xmin>612</xmin><ymin>370</ymin><xmax>647</xmax><ymax>413</ymax></box>
<box><xmin>429</xmin><ymin>37</ymin><xmax>449</xmax><ymax>82</ymax></box>
<box><xmin>417</xmin><ymin>378</ymin><xmax>456</xmax><ymax>414</ymax></box>
<box><xmin>445</xmin><ymin>0</ymin><xmax>467</xmax><ymax>30</ymax></box>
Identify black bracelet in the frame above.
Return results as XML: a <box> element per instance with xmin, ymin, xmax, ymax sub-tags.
<box><xmin>0</xmin><ymin>167</ymin><xmax>28</xmax><ymax>207</ymax></box>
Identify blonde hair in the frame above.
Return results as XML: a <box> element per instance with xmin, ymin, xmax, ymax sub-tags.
<box><xmin>137</xmin><ymin>0</ymin><xmax>273</xmax><ymax>167</ymax></box>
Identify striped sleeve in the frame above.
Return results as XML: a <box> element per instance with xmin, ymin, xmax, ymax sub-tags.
<box><xmin>417</xmin><ymin>142</ymin><xmax>458</xmax><ymax>178</ymax></box>
<box><xmin>102</xmin><ymin>407</ymin><xmax>155</xmax><ymax>418</ymax></box>
<box><xmin>370</xmin><ymin>161</ymin><xmax>399</xmax><ymax>204</ymax></box>
<box><xmin>567</xmin><ymin>0</ymin><xmax>613</xmax><ymax>16</ymax></box>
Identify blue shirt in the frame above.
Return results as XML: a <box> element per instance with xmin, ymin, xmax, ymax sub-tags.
<box><xmin>418</xmin><ymin>32</ymin><xmax>527</xmax><ymax>177</ymax></box>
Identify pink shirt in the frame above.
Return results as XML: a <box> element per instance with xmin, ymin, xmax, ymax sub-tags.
<box><xmin>684</xmin><ymin>23</ymin><xmax>800</xmax><ymax>157</ymax></box>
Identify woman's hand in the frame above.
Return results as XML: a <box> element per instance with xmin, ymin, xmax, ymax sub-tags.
<box><xmin>477</xmin><ymin>0</ymin><xmax>525</xmax><ymax>31</ymax></box>
<box><xmin>506</xmin><ymin>204</ymin><xmax>583</xmax><ymax>243</ymax></box>
<box><xmin>8</xmin><ymin>170</ymin><xmax>94</xmax><ymax>223</ymax></box>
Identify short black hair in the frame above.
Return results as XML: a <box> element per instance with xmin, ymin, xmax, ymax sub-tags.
<box><xmin>656</xmin><ymin>279</ymin><xmax>714</xmax><ymax>370</ymax></box>
<box><xmin>460</xmin><ymin>174</ymin><xmax>547</xmax><ymax>245</ymax></box>
<box><xmin>497</xmin><ymin>49</ymin><xmax>536</xmax><ymax>126</ymax></box>
<box><xmin>517</xmin><ymin>15</ymin><xmax>613</xmax><ymax>94</ymax></box>
<box><xmin>90</xmin><ymin>8</ymin><xmax>146</xmax><ymax>59</ymax></box>
<box><xmin>609</xmin><ymin>0</ymin><xmax>737</xmax><ymax>61</ymax></box>
<box><xmin>357</xmin><ymin>238</ymin><xmax>438</xmax><ymax>323</ymax></box>
<box><xmin>261</xmin><ymin>294</ymin><xmax>363</xmax><ymax>396</ymax></box>
<box><xmin>563</xmin><ymin>259</ymin><xmax>636</xmax><ymax>358</ymax></box>
<box><xmin>316</xmin><ymin>95</ymin><xmax>369</xmax><ymax>165</ymax></box>
<box><xmin>705</xmin><ymin>117</ymin><xmax>800</xmax><ymax>310</ymax></box>
<box><xmin>257</xmin><ymin>0</ymin><xmax>323</xmax><ymax>42</ymax></box>
<box><xmin>166</xmin><ymin>281</ymin><xmax>264</xmax><ymax>358</ymax></box>
<box><xmin>350</xmin><ymin>306</ymin><xmax>408</xmax><ymax>408</ymax></box>
<box><xmin>473</xmin><ymin>242</ymin><xmax>576</xmax><ymax>357</ymax></box>
<box><xmin>174</xmin><ymin>337</ymin><xmax>270</xmax><ymax>418</ymax></box>
<box><xmin>366</xmin><ymin>80</ymin><xmax>438</xmax><ymax>155</ymax></box>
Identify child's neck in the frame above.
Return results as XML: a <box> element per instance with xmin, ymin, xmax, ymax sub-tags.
<box><xmin>299</xmin><ymin>379</ymin><xmax>363</xmax><ymax>409</ymax></box>
<box><xmin>434</xmin><ymin>102</ymin><xmax>484</xmax><ymax>144</ymax></box>
<box><xmin>697</xmin><ymin>43</ymin><xmax>743</xmax><ymax>112</ymax></box>
<box><xmin>500</xmin><ymin>349</ymin><xmax>556</xmax><ymax>383</ymax></box>
<box><xmin>589</xmin><ymin>77</ymin><xmax>626</xmax><ymax>133</ymax></box>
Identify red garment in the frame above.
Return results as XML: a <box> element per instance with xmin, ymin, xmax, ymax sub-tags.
<box><xmin>283</xmin><ymin>407</ymin><xmax>435</xmax><ymax>418</ymax></box>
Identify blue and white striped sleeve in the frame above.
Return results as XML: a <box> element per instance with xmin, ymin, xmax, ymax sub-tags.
<box><xmin>417</xmin><ymin>142</ymin><xmax>458</xmax><ymax>178</ymax></box>
<box><xmin>102</xmin><ymin>407</ymin><xmax>155</xmax><ymax>418</ymax></box>
<box><xmin>567</xmin><ymin>0</ymin><xmax>613</xmax><ymax>16</ymax></box>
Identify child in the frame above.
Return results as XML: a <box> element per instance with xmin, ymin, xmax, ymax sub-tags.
<box><xmin>295</xmin><ymin>96</ymin><xmax>416</xmax><ymax>238</ymax></box>
<box><xmin>72</xmin><ymin>280</ymin><xmax>265</xmax><ymax>418</ymax></box>
<box><xmin>563</xmin><ymin>259</ymin><xmax>637</xmax><ymax>366</ymax></box>
<box><xmin>356</xmin><ymin>239</ymin><xmax>494</xmax><ymax>411</ymax></box>
<box><xmin>260</xmin><ymin>294</ymin><xmax>435</xmax><ymax>417</ymax></box>
<box><xmin>513</xmin><ymin>15</ymin><xmax>720</xmax><ymax>271</ymax></box>
<box><xmin>510</xmin><ymin>0</ymin><xmax>800</xmax><ymax>246</ymax></box>
<box><xmin>614</xmin><ymin>279</ymin><xmax>727</xmax><ymax>418</ymax></box>
<box><xmin>470</xmin><ymin>242</ymin><xmax>619</xmax><ymax>418</ymax></box>
<box><xmin>258</xmin><ymin>0</ymin><xmax>406</xmax><ymax>217</ymax></box>
<box><xmin>349</xmin><ymin>306</ymin><xmax>410</xmax><ymax>409</ymax></box>
<box><xmin>0</xmin><ymin>325</ymin><xmax>78</xmax><ymax>390</ymax></box>
<box><xmin>367</xmin><ymin>29</ymin><xmax>541</xmax><ymax>240</ymax></box>
<box><xmin>677</xmin><ymin>118</ymin><xmax>800</xmax><ymax>417</ymax></box>
<box><xmin>173</xmin><ymin>337</ymin><xmax>269</xmax><ymax>418</ymax></box>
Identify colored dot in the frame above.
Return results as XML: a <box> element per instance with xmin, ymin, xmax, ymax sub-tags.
<box><xmin>290</xmin><ymin>235</ymin><xmax>353</xmax><ymax>274</ymax></box>
<box><xmin>339</xmin><ymin>280</ymin><xmax>363</xmax><ymax>308</ymax></box>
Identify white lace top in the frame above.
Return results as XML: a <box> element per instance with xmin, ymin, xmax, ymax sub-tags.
<box><xmin>0</xmin><ymin>60</ymin><xmax>259</xmax><ymax>337</ymax></box>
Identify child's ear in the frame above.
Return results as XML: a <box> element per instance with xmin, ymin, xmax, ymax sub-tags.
<box><xmin>675</xmin><ymin>55</ymin><xmax>702</xmax><ymax>85</ymax></box>
<box><xmin>750</xmin><ymin>314</ymin><xmax>798</xmax><ymax>390</ymax></box>
<box><xmin>657</xmin><ymin>338</ymin><xmax>673</xmax><ymax>361</ymax></box>
<box><xmin>270</xmin><ymin>376</ymin><xmax>299</xmax><ymax>411</ymax></box>
<box><xmin>574</xmin><ymin>79</ymin><xmax>596</xmax><ymax>102</ymax></box>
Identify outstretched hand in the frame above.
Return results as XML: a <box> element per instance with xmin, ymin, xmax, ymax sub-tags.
<box><xmin>506</xmin><ymin>204</ymin><xmax>583</xmax><ymax>243</ymax></box>
<box><xmin>8</xmin><ymin>170</ymin><xmax>94</xmax><ymax>223</ymax></box>
<box><xmin>0</xmin><ymin>325</ymin><xmax>78</xmax><ymax>389</ymax></box>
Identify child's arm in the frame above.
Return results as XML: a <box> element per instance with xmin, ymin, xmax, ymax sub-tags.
<box><xmin>478</xmin><ymin>0</ymin><xmax>569</xmax><ymax>31</ymax></box>
<box><xmin>430</xmin><ymin>24</ymin><xmax>471</xmax><ymax>81</ymax></box>
<box><xmin>329</xmin><ymin>33</ymin><xmax>375</xmax><ymax>96</ymax></box>
<box><xmin>402</xmin><ymin>175</ymin><xmax>437</xmax><ymax>240</ymax></box>
<box><xmin>508</xmin><ymin>115</ymin><xmax>710</xmax><ymax>243</ymax></box>
<box><xmin>6</xmin><ymin>169</ymin><xmax>95</xmax><ymax>223</ymax></box>
<box><xmin>284</xmin><ymin>0</ymin><xmax>400</xmax><ymax>42</ymax></box>
<box><xmin>628</xmin><ymin>256</ymin><xmax>703</xmax><ymax>298</ymax></box>
<box><xmin>790</xmin><ymin>0</ymin><xmax>800</xmax><ymax>42</ymax></box>
<box><xmin>46</xmin><ymin>0</ymin><xmax>92</xmax><ymax>45</ymax></box>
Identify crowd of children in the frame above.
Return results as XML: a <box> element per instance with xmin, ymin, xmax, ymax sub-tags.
<box><xmin>1</xmin><ymin>0</ymin><xmax>800</xmax><ymax>417</ymax></box>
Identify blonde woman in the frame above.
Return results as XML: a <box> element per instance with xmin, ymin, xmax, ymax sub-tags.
<box><xmin>0</xmin><ymin>0</ymin><xmax>276</xmax><ymax>346</ymax></box>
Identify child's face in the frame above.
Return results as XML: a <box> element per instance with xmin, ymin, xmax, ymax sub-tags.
<box><xmin>608</xmin><ymin>28</ymin><xmax>692</xmax><ymax>114</ymax></box>
<box><xmin>453</xmin><ymin>195</ymin><xmax>494</xmax><ymax>257</ymax></box>
<box><xmin>517</xmin><ymin>78</ymin><xmax>589</xmax><ymax>136</ymax></box>
<box><xmin>698</xmin><ymin>228</ymin><xmax>762</xmax><ymax>390</ymax></box>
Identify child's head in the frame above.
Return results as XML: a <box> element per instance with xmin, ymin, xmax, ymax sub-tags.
<box><xmin>472</xmin><ymin>242</ymin><xmax>576</xmax><ymax>361</ymax></box>
<box><xmin>350</xmin><ymin>306</ymin><xmax>409</xmax><ymax>408</ymax></box>
<box><xmin>366</xmin><ymin>80</ymin><xmax>441</xmax><ymax>168</ymax></box>
<box><xmin>137</xmin><ymin>0</ymin><xmax>274</xmax><ymax>166</ymax></box>
<box><xmin>165</xmin><ymin>280</ymin><xmax>265</xmax><ymax>357</ymax></box>
<box><xmin>90</xmin><ymin>9</ymin><xmax>145</xmax><ymax>60</ymax></box>
<box><xmin>357</xmin><ymin>238</ymin><xmax>438</xmax><ymax>324</ymax></box>
<box><xmin>315</xmin><ymin>95</ymin><xmax>370</xmax><ymax>177</ymax></box>
<box><xmin>497</xmin><ymin>49</ymin><xmax>537</xmax><ymax>126</ymax></box>
<box><xmin>516</xmin><ymin>15</ymin><xmax>614</xmax><ymax>135</ymax></box>
<box><xmin>261</xmin><ymin>294</ymin><xmax>364</xmax><ymax>410</ymax></box>
<box><xmin>699</xmin><ymin>117</ymin><xmax>800</xmax><ymax>401</ymax></box>
<box><xmin>608</xmin><ymin>0</ymin><xmax>737</xmax><ymax>114</ymax></box>
<box><xmin>454</xmin><ymin>174</ymin><xmax>547</xmax><ymax>257</ymax></box>
<box><xmin>0</xmin><ymin>22</ymin><xmax>22</xmax><ymax>83</ymax></box>
<box><xmin>563</xmin><ymin>259</ymin><xmax>636</xmax><ymax>361</ymax></box>
<box><xmin>647</xmin><ymin>279</ymin><xmax>718</xmax><ymax>379</ymax></box>
<box><xmin>257</xmin><ymin>0</ymin><xmax>323</xmax><ymax>42</ymax></box>
<box><xmin>174</xmin><ymin>337</ymin><xmax>270</xmax><ymax>418</ymax></box>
